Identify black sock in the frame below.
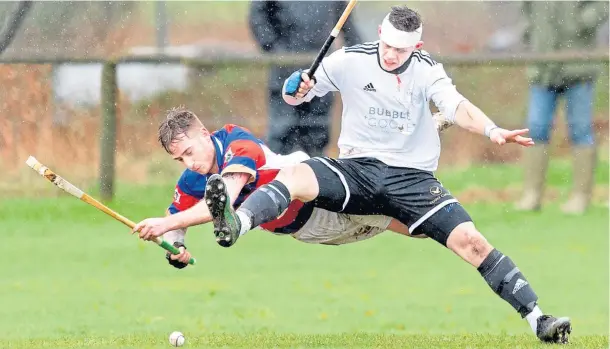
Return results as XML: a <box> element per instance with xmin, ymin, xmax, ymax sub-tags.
<box><xmin>478</xmin><ymin>249</ymin><xmax>539</xmax><ymax>318</ymax></box>
<box><xmin>237</xmin><ymin>180</ymin><xmax>291</xmax><ymax>228</ymax></box>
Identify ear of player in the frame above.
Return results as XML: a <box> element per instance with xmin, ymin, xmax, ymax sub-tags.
<box><xmin>26</xmin><ymin>155</ymin><xmax>196</xmax><ymax>266</ymax></box>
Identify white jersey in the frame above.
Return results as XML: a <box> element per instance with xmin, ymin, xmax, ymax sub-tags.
<box><xmin>285</xmin><ymin>41</ymin><xmax>467</xmax><ymax>172</ymax></box>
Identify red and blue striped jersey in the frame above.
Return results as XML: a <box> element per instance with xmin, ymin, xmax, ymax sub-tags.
<box><xmin>168</xmin><ymin>124</ymin><xmax>314</xmax><ymax>234</ymax></box>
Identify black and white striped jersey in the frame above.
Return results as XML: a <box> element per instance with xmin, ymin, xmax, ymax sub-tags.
<box><xmin>283</xmin><ymin>41</ymin><xmax>467</xmax><ymax>172</ymax></box>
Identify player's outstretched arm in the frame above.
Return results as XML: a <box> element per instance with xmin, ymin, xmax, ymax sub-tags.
<box><xmin>426</xmin><ymin>62</ymin><xmax>531</xmax><ymax>146</ymax></box>
<box><xmin>454</xmin><ymin>101</ymin><xmax>535</xmax><ymax>147</ymax></box>
<box><xmin>133</xmin><ymin>172</ymin><xmax>250</xmax><ymax>241</ymax></box>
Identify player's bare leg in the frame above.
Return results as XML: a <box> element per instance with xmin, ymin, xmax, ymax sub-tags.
<box><xmin>205</xmin><ymin>163</ymin><xmax>319</xmax><ymax>247</ymax></box>
<box><xmin>386</xmin><ymin>219</ymin><xmax>429</xmax><ymax>238</ymax></box>
<box><xmin>446</xmin><ymin>222</ymin><xmax>571</xmax><ymax>344</ymax></box>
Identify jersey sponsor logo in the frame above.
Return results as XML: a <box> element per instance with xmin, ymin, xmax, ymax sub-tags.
<box><xmin>364</xmin><ymin>116</ymin><xmax>401</xmax><ymax>130</ymax></box>
<box><xmin>364</xmin><ymin>107</ymin><xmax>416</xmax><ymax>133</ymax></box>
<box><xmin>366</xmin><ymin>107</ymin><xmax>418</xmax><ymax>134</ymax></box>
<box><xmin>363</xmin><ymin>83</ymin><xmax>376</xmax><ymax>92</ymax></box>
<box><xmin>368</xmin><ymin>107</ymin><xmax>409</xmax><ymax>119</ymax></box>
<box><xmin>430</xmin><ymin>186</ymin><xmax>442</xmax><ymax>195</ymax></box>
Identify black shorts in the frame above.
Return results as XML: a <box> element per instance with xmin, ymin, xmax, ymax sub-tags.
<box><xmin>303</xmin><ymin>157</ymin><xmax>472</xmax><ymax>246</ymax></box>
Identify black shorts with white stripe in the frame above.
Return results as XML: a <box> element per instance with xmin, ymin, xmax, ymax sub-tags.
<box><xmin>302</xmin><ymin>157</ymin><xmax>472</xmax><ymax>246</ymax></box>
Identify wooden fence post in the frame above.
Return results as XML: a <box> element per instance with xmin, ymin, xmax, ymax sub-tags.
<box><xmin>100</xmin><ymin>62</ymin><xmax>117</xmax><ymax>202</ymax></box>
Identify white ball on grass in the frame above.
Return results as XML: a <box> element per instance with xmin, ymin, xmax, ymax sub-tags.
<box><xmin>168</xmin><ymin>331</ymin><xmax>185</xmax><ymax>347</ymax></box>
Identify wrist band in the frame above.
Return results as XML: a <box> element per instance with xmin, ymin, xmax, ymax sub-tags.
<box><xmin>484</xmin><ymin>124</ymin><xmax>499</xmax><ymax>138</ymax></box>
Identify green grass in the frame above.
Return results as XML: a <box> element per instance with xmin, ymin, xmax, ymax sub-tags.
<box><xmin>0</xmin><ymin>161</ymin><xmax>608</xmax><ymax>348</ymax></box>
<box><xmin>5</xmin><ymin>333</ymin><xmax>608</xmax><ymax>349</ymax></box>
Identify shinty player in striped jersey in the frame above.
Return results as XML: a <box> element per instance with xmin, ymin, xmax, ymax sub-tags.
<box><xmin>133</xmin><ymin>107</ymin><xmax>451</xmax><ymax>266</ymax></box>
<box><xmin>204</xmin><ymin>5</ymin><xmax>572</xmax><ymax>345</ymax></box>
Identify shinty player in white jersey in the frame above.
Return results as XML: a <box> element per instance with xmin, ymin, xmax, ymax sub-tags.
<box><xmin>205</xmin><ymin>5</ymin><xmax>572</xmax><ymax>345</ymax></box>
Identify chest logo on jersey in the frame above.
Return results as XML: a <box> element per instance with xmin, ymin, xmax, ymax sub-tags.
<box><xmin>224</xmin><ymin>148</ymin><xmax>234</xmax><ymax>164</ymax></box>
<box><xmin>173</xmin><ymin>188</ymin><xmax>181</xmax><ymax>204</ymax></box>
<box><xmin>368</xmin><ymin>107</ymin><xmax>408</xmax><ymax>119</ymax></box>
<box><xmin>364</xmin><ymin>107</ymin><xmax>416</xmax><ymax>133</ymax></box>
<box><xmin>363</xmin><ymin>83</ymin><xmax>376</xmax><ymax>92</ymax></box>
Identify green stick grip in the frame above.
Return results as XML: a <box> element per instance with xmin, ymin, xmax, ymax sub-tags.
<box><xmin>158</xmin><ymin>239</ymin><xmax>196</xmax><ymax>265</ymax></box>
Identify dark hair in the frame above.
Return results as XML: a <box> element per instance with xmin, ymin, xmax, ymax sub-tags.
<box><xmin>388</xmin><ymin>5</ymin><xmax>422</xmax><ymax>32</ymax></box>
<box><xmin>158</xmin><ymin>106</ymin><xmax>201</xmax><ymax>154</ymax></box>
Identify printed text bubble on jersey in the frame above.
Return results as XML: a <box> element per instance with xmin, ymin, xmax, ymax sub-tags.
<box><xmin>368</xmin><ymin>107</ymin><xmax>412</xmax><ymax>120</ymax></box>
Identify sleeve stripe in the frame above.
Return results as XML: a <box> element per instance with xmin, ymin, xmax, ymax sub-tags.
<box><xmin>429</xmin><ymin>77</ymin><xmax>446</xmax><ymax>86</ymax></box>
<box><xmin>344</xmin><ymin>49</ymin><xmax>377</xmax><ymax>55</ymax></box>
<box><xmin>321</xmin><ymin>61</ymin><xmax>340</xmax><ymax>91</ymax></box>
<box><xmin>345</xmin><ymin>43</ymin><xmax>377</xmax><ymax>50</ymax></box>
<box><xmin>413</xmin><ymin>51</ymin><xmax>436</xmax><ymax>66</ymax></box>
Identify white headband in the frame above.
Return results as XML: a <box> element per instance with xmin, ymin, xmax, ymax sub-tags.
<box><xmin>379</xmin><ymin>14</ymin><xmax>422</xmax><ymax>48</ymax></box>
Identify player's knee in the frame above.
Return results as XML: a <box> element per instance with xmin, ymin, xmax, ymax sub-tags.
<box><xmin>275</xmin><ymin>164</ymin><xmax>303</xmax><ymax>186</ymax></box>
<box><xmin>275</xmin><ymin>163</ymin><xmax>319</xmax><ymax>202</ymax></box>
<box><xmin>447</xmin><ymin>222</ymin><xmax>493</xmax><ymax>265</ymax></box>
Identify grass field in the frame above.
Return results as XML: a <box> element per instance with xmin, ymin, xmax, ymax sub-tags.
<box><xmin>1</xmin><ymin>160</ymin><xmax>608</xmax><ymax>349</ymax></box>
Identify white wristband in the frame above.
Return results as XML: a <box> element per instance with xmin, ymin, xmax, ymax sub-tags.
<box><xmin>484</xmin><ymin>124</ymin><xmax>499</xmax><ymax>138</ymax></box>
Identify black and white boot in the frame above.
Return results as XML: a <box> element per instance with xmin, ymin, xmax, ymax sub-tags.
<box><xmin>536</xmin><ymin>315</ymin><xmax>572</xmax><ymax>344</ymax></box>
<box><xmin>205</xmin><ymin>174</ymin><xmax>241</xmax><ymax>248</ymax></box>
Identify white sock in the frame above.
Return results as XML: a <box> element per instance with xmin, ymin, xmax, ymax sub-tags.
<box><xmin>525</xmin><ymin>305</ymin><xmax>543</xmax><ymax>333</ymax></box>
<box><xmin>236</xmin><ymin>210</ymin><xmax>252</xmax><ymax>236</ymax></box>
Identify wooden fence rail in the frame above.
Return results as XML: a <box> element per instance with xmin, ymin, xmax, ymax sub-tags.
<box><xmin>1</xmin><ymin>50</ymin><xmax>607</xmax><ymax>201</ymax></box>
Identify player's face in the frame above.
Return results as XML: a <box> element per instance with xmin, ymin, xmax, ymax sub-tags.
<box><xmin>378</xmin><ymin>41</ymin><xmax>423</xmax><ymax>71</ymax></box>
<box><xmin>170</xmin><ymin>127</ymin><xmax>216</xmax><ymax>174</ymax></box>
